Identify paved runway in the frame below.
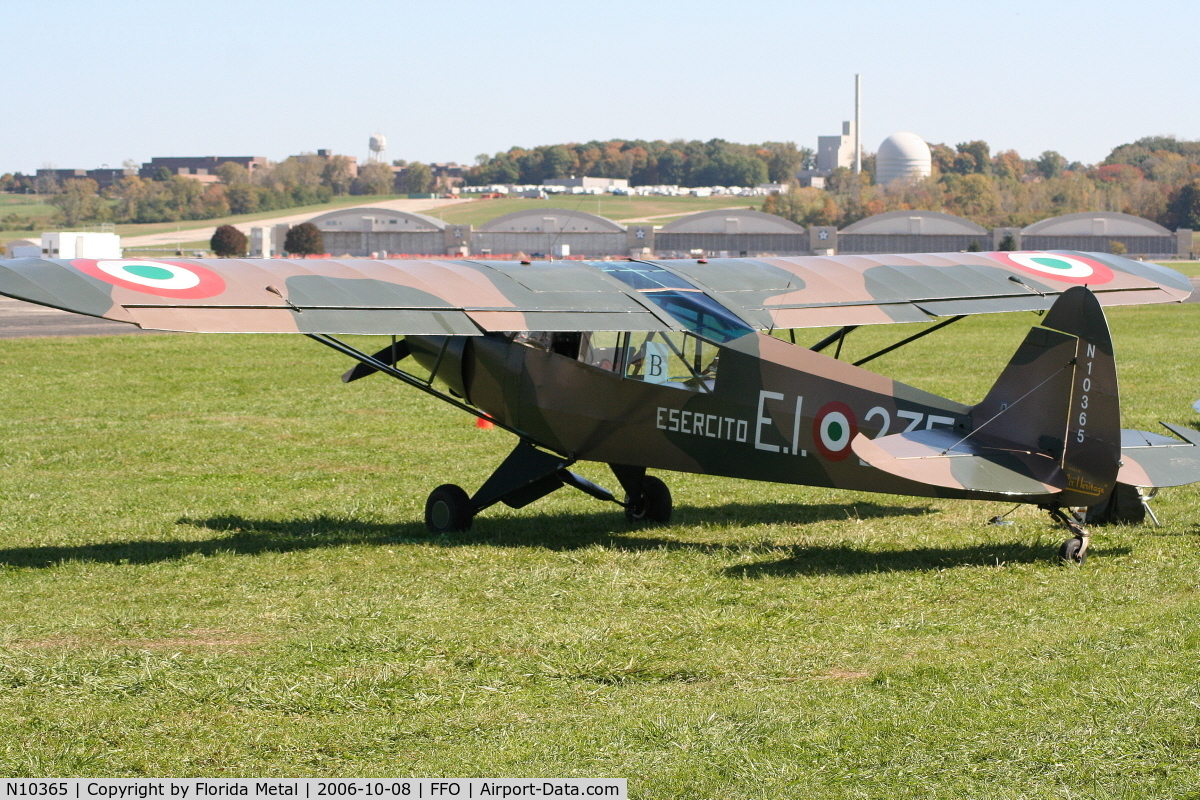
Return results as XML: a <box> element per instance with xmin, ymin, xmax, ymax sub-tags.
<box><xmin>0</xmin><ymin>296</ymin><xmax>154</xmax><ymax>338</ymax></box>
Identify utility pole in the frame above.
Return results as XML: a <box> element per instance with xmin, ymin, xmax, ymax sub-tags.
<box><xmin>854</xmin><ymin>74</ymin><xmax>862</xmax><ymax>175</ymax></box>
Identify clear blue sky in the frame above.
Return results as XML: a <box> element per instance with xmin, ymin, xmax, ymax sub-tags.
<box><xmin>6</xmin><ymin>0</ymin><xmax>1197</xmax><ymax>174</ymax></box>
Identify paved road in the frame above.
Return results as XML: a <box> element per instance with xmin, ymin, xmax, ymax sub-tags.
<box><xmin>1189</xmin><ymin>277</ymin><xmax>1200</xmax><ymax>302</ymax></box>
<box><xmin>0</xmin><ymin>296</ymin><xmax>153</xmax><ymax>338</ymax></box>
<box><xmin>121</xmin><ymin>197</ymin><xmax>471</xmax><ymax>249</ymax></box>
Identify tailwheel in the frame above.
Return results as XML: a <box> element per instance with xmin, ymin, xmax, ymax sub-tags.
<box><xmin>1058</xmin><ymin>536</ymin><xmax>1086</xmax><ymax>565</ymax></box>
<box><xmin>425</xmin><ymin>484</ymin><xmax>474</xmax><ymax>533</ymax></box>
<box><xmin>624</xmin><ymin>475</ymin><xmax>672</xmax><ymax>524</ymax></box>
<box><xmin>1046</xmin><ymin>506</ymin><xmax>1090</xmax><ymax>565</ymax></box>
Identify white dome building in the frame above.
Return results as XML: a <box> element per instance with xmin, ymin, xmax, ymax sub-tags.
<box><xmin>876</xmin><ymin>132</ymin><xmax>932</xmax><ymax>185</ymax></box>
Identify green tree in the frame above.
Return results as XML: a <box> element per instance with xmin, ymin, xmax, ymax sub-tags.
<box><xmin>1165</xmin><ymin>180</ymin><xmax>1200</xmax><ymax>228</ymax></box>
<box><xmin>956</xmin><ymin>141</ymin><xmax>991</xmax><ymax>174</ymax></box>
<box><xmin>284</xmin><ymin>222</ymin><xmax>324</xmax><ymax>256</ymax></box>
<box><xmin>1035</xmin><ymin>151</ymin><xmax>1067</xmax><ymax>179</ymax></box>
<box><xmin>322</xmin><ymin>156</ymin><xmax>355</xmax><ymax>195</ymax></box>
<box><xmin>353</xmin><ymin>163</ymin><xmax>395</xmax><ymax>195</ymax></box>
<box><xmin>217</xmin><ymin>161</ymin><xmax>250</xmax><ymax>186</ymax></box>
<box><xmin>761</xmin><ymin>141</ymin><xmax>807</xmax><ymax>183</ymax></box>
<box><xmin>49</xmin><ymin>179</ymin><xmax>110</xmax><ymax>226</ymax></box>
<box><xmin>401</xmin><ymin>162</ymin><xmax>434</xmax><ymax>193</ymax></box>
<box><xmin>226</xmin><ymin>183</ymin><xmax>259</xmax><ymax>215</ymax></box>
<box><xmin>210</xmin><ymin>225</ymin><xmax>248</xmax><ymax>257</ymax></box>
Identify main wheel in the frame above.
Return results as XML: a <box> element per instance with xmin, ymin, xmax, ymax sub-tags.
<box><xmin>624</xmin><ymin>475</ymin><xmax>672</xmax><ymax>524</ymax></box>
<box><xmin>1058</xmin><ymin>536</ymin><xmax>1085</xmax><ymax>565</ymax></box>
<box><xmin>425</xmin><ymin>484</ymin><xmax>474</xmax><ymax>533</ymax></box>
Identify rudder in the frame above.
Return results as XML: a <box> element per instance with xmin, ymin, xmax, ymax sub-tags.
<box><xmin>975</xmin><ymin>286</ymin><xmax>1120</xmax><ymax>506</ymax></box>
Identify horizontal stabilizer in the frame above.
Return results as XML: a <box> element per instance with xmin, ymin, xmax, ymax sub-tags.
<box><xmin>341</xmin><ymin>339</ymin><xmax>410</xmax><ymax>383</ymax></box>
<box><xmin>1117</xmin><ymin>424</ymin><xmax>1200</xmax><ymax>488</ymax></box>
<box><xmin>851</xmin><ymin>428</ymin><xmax>1065</xmax><ymax>496</ymax></box>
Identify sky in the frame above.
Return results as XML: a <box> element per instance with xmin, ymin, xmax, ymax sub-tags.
<box><xmin>5</xmin><ymin>0</ymin><xmax>1198</xmax><ymax>174</ymax></box>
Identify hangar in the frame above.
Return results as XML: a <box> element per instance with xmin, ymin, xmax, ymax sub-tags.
<box><xmin>1019</xmin><ymin>212</ymin><xmax>1185</xmax><ymax>257</ymax></box>
<box><xmin>655</xmin><ymin>209</ymin><xmax>808</xmax><ymax>257</ymax></box>
<box><xmin>471</xmin><ymin>208</ymin><xmax>628</xmax><ymax>257</ymax></box>
<box><xmin>309</xmin><ymin>207</ymin><xmax>468</xmax><ymax>256</ymax></box>
<box><xmin>837</xmin><ymin>210</ymin><xmax>988</xmax><ymax>254</ymax></box>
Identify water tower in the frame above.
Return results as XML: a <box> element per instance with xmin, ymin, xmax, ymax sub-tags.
<box><xmin>368</xmin><ymin>133</ymin><xmax>387</xmax><ymax>164</ymax></box>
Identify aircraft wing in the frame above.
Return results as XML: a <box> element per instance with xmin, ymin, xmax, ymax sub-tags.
<box><xmin>0</xmin><ymin>257</ymin><xmax>679</xmax><ymax>335</ymax></box>
<box><xmin>0</xmin><ymin>250</ymin><xmax>1189</xmax><ymax>335</ymax></box>
<box><xmin>652</xmin><ymin>250</ymin><xmax>1193</xmax><ymax>329</ymax></box>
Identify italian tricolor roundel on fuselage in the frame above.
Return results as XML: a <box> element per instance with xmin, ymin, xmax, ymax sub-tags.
<box><xmin>989</xmin><ymin>252</ymin><xmax>1115</xmax><ymax>286</ymax></box>
<box><xmin>813</xmin><ymin>401</ymin><xmax>857</xmax><ymax>461</ymax></box>
<box><xmin>71</xmin><ymin>259</ymin><xmax>226</xmax><ymax>299</ymax></box>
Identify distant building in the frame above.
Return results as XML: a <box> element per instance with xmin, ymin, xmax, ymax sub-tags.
<box><xmin>138</xmin><ymin>155</ymin><xmax>268</xmax><ymax>182</ymax></box>
<box><xmin>875</xmin><ymin>132</ymin><xmax>932</xmax><ymax>184</ymax></box>
<box><xmin>655</xmin><ymin>209</ymin><xmax>807</xmax><ymax>257</ymax></box>
<box><xmin>474</xmin><ymin>208</ymin><xmax>628</xmax><ymax>257</ymax></box>
<box><xmin>4</xmin><ymin>238</ymin><xmax>41</xmax><ymax>258</ymax></box>
<box><xmin>40</xmin><ymin>231</ymin><xmax>122</xmax><ymax>259</ymax></box>
<box><xmin>1019</xmin><ymin>211</ymin><xmax>1188</xmax><ymax>257</ymax></box>
<box><xmin>35</xmin><ymin>167</ymin><xmax>137</xmax><ymax>190</ymax></box>
<box><xmin>306</xmin><ymin>207</ymin><xmax>466</xmax><ymax>256</ymax></box>
<box><xmin>542</xmin><ymin>177</ymin><xmax>629</xmax><ymax>191</ymax></box>
<box><xmin>837</xmin><ymin>210</ymin><xmax>986</xmax><ymax>253</ymax></box>
<box><xmin>816</xmin><ymin>121</ymin><xmax>857</xmax><ymax>174</ymax></box>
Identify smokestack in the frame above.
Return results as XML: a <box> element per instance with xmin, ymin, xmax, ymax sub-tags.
<box><xmin>854</xmin><ymin>74</ymin><xmax>862</xmax><ymax>174</ymax></box>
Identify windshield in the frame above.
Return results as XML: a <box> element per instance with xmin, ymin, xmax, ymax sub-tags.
<box><xmin>596</xmin><ymin>262</ymin><xmax>753</xmax><ymax>343</ymax></box>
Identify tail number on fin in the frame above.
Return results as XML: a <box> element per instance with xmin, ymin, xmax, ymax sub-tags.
<box><xmin>1075</xmin><ymin>343</ymin><xmax>1095</xmax><ymax>444</ymax></box>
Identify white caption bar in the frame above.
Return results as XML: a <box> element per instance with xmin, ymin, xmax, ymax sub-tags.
<box><xmin>2</xmin><ymin>781</ymin><xmax>626</xmax><ymax>800</ymax></box>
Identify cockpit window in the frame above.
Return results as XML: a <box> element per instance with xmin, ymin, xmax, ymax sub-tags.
<box><xmin>596</xmin><ymin>262</ymin><xmax>753</xmax><ymax>344</ymax></box>
<box><xmin>579</xmin><ymin>330</ymin><xmax>716</xmax><ymax>392</ymax></box>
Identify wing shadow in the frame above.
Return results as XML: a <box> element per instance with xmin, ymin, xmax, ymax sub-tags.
<box><xmin>0</xmin><ymin>500</ymin><xmax>1102</xmax><ymax>574</ymax></box>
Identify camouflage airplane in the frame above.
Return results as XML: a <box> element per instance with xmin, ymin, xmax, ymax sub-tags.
<box><xmin>1</xmin><ymin>249</ymin><xmax>1198</xmax><ymax>564</ymax></box>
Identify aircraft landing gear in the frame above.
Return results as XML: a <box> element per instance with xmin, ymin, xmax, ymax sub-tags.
<box><xmin>1045</xmin><ymin>506</ymin><xmax>1090</xmax><ymax>565</ymax></box>
<box><xmin>422</xmin><ymin>443</ymin><xmax>673</xmax><ymax>532</ymax></box>
<box><xmin>624</xmin><ymin>475</ymin><xmax>672</xmax><ymax>523</ymax></box>
<box><xmin>425</xmin><ymin>484</ymin><xmax>474</xmax><ymax>533</ymax></box>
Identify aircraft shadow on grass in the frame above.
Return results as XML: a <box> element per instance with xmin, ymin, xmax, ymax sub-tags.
<box><xmin>0</xmin><ymin>500</ymin><xmax>1121</xmax><ymax>573</ymax></box>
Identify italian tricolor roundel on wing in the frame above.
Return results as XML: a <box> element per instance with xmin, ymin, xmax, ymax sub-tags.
<box><xmin>989</xmin><ymin>252</ymin><xmax>1115</xmax><ymax>286</ymax></box>
<box><xmin>71</xmin><ymin>259</ymin><xmax>226</xmax><ymax>299</ymax></box>
<box><xmin>813</xmin><ymin>401</ymin><xmax>857</xmax><ymax>461</ymax></box>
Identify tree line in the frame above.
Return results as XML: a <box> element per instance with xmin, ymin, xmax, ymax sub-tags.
<box><xmin>8</xmin><ymin>136</ymin><xmax>1200</xmax><ymax>231</ymax></box>
<box><xmin>465</xmin><ymin>139</ymin><xmax>812</xmax><ymax>188</ymax></box>
<box><xmin>2</xmin><ymin>155</ymin><xmax>439</xmax><ymax>227</ymax></box>
<box><xmin>763</xmin><ymin>136</ymin><xmax>1200</xmax><ymax>230</ymax></box>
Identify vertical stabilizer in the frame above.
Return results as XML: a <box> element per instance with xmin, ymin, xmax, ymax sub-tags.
<box><xmin>974</xmin><ymin>286</ymin><xmax>1120</xmax><ymax>506</ymax></box>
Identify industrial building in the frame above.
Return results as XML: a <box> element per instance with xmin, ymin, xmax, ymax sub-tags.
<box><xmin>875</xmin><ymin>132</ymin><xmax>933</xmax><ymax>185</ymax></box>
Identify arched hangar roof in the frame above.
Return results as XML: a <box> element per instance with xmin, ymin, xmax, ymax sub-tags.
<box><xmin>1021</xmin><ymin>211</ymin><xmax>1171</xmax><ymax>236</ymax></box>
<box><xmin>840</xmin><ymin>210</ymin><xmax>987</xmax><ymax>235</ymax></box>
<box><xmin>658</xmin><ymin>208</ymin><xmax>805</xmax><ymax>233</ymax></box>
<box><xmin>477</xmin><ymin>208</ymin><xmax>625</xmax><ymax>233</ymax></box>
<box><xmin>306</xmin><ymin>207</ymin><xmax>447</xmax><ymax>232</ymax></box>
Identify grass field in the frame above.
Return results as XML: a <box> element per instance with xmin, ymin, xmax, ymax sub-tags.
<box><xmin>0</xmin><ymin>301</ymin><xmax>1199</xmax><ymax>795</ymax></box>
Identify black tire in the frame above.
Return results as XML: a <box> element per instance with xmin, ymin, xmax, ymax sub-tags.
<box><xmin>1058</xmin><ymin>536</ymin><xmax>1085</xmax><ymax>565</ymax></box>
<box><xmin>425</xmin><ymin>484</ymin><xmax>474</xmax><ymax>533</ymax></box>
<box><xmin>624</xmin><ymin>475</ymin><xmax>672</xmax><ymax>524</ymax></box>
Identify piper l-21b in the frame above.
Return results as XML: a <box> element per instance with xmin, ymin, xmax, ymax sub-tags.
<box><xmin>1</xmin><ymin>249</ymin><xmax>1197</xmax><ymax>564</ymax></box>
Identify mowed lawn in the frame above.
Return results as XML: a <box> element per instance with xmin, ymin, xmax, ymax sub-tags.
<box><xmin>0</xmin><ymin>302</ymin><xmax>1198</xmax><ymax>797</ymax></box>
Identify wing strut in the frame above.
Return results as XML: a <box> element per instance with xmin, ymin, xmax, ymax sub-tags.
<box><xmin>852</xmin><ymin>315</ymin><xmax>966</xmax><ymax>367</ymax></box>
<box><xmin>306</xmin><ymin>333</ymin><xmax>563</xmax><ymax>455</ymax></box>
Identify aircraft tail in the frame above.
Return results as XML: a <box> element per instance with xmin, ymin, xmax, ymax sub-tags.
<box><xmin>853</xmin><ymin>286</ymin><xmax>1121</xmax><ymax>504</ymax></box>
